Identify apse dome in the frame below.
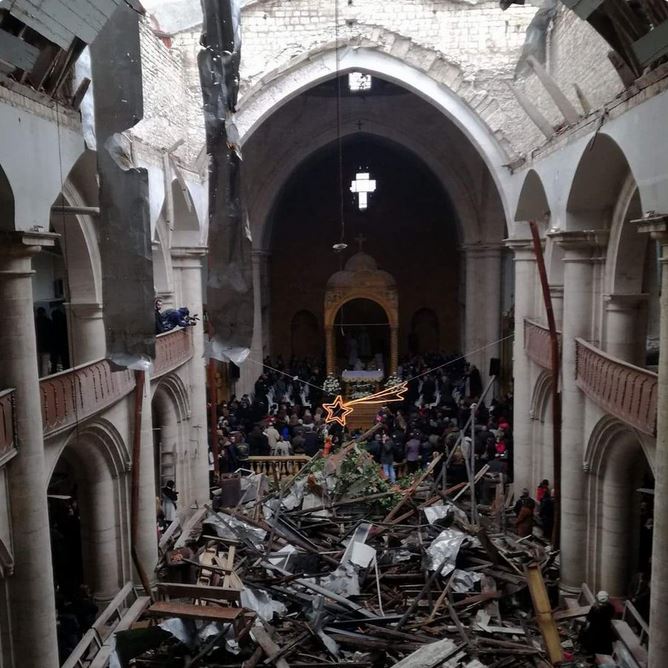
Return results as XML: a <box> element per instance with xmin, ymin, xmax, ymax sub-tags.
<box><xmin>327</xmin><ymin>251</ymin><xmax>396</xmax><ymax>289</ymax></box>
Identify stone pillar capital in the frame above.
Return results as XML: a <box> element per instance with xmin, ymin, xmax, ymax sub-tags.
<box><xmin>504</xmin><ymin>237</ymin><xmax>538</xmax><ymax>261</ymax></box>
<box><xmin>604</xmin><ymin>293</ymin><xmax>649</xmax><ymax>312</ymax></box>
<box><xmin>0</xmin><ymin>231</ymin><xmax>58</xmax><ymax>275</ymax></box>
<box><xmin>549</xmin><ymin>283</ymin><xmax>564</xmax><ymax>298</ymax></box>
<box><xmin>635</xmin><ymin>213</ymin><xmax>668</xmax><ymax>245</ymax></box>
<box><xmin>171</xmin><ymin>246</ymin><xmax>207</xmax><ymax>269</ymax></box>
<box><xmin>66</xmin><ymin>302</ymin><xmax>104</xmax><ymax>319</ymax></box>
<box><xmin>462</xmin><ymin>242</ymin><xmax>504</xmax><ymax>259</ymax></box>
<box><xmin>549</xmin><ymin>229</ymin><xmax>608</xmax><ymax>260</ymax></box>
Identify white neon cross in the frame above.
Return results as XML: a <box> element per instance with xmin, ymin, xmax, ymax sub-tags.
<box><xmin>350</xmin><ymin>172</ymin><xmax>376</xmax><ymax>210</ymax></box>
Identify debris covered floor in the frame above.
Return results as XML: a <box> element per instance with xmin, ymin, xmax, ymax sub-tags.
<box><xmin>111</xmin><ymin>439</ymin><xmax>589</xmax><ymax>667</ymax></box>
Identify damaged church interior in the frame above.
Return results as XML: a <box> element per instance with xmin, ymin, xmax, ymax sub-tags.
<box><xmin>0</xmin><ymin>0</ymin><xmax>667</xmax><ymax>665</ymax></box>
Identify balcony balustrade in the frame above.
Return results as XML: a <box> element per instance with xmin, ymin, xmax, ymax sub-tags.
<box><xmin>524</xmin><ymin>318</ymin><xmax>560</xmax><ymax>369</ymax></box>
<box><xmin>575</xmin><ymin>338</ymin><xmax>658</xmax><ymax>436</ymax></box>
<box><xmin>153</xmin><ymin>327</ymin><xmax>194</xmax><ymax>379</ymax></box>
<box><xmin>40</xmin><ymin>361</ymin><xmax>135</xmax><ymax>435</ymax></box>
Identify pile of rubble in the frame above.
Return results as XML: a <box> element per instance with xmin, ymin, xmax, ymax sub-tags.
<box><xmin>110</xmin><ymin>432</ymin><xmax>592</xmax><ymax>667</ymax></box>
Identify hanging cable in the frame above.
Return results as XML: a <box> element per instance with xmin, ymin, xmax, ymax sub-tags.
<box><xmin>333</xmin><ymin>0</ymin><xmax>347</xmax><ymax>251</ymax></box>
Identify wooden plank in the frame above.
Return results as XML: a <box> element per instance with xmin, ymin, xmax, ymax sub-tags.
<box><xmin>553</xmin><ymin>605</ymin><xmax>590</xmax><ymax>621</ymax></box>
<box><xmin>146</xmin><ymin>601</ymin><xmax>243</xmax><ymax>622</ymax></box>
<box><xmin>0</xmin><ymin>30</ymin><xmax>39</xmax><ymax>70</ymax></box>
<box><xmin>92</xmin><ymin>582</ymin><xmax>134</xmax><ymax>634</ymax></box>
<box><xmin>251</xmin><ymin>626</ymin><xmax>290</xmax><ymax>668</ymax></box>
<box><xmin>158</xmin><ymin>518</ymin><xmax>181</xmax><ymax>551</ymax></box>
<box><xmin>525</xmin><ymin>564</ymin><xmax>563</xmax><ymax>665</ymax></box>
<box><xmin>612</xmin><ymin>619</ymin><xmax>649</xmax><ymax>666</ymax></box>
<box><xmin>115</xmin><ymin>596</ymin><xmax>151</xmax><ymax>632</ymax></box>
<box><xmin>157</xmin><ymin>582</ymin><xmax>242</xmax><ymax>602</ymax></box>
<box><xmin>174</xmin><ymin>506</ymin><xmax>208</xmax><ymax>549</ymax></box>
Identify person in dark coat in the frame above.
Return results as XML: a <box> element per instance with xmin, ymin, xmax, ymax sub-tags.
<box><xmin>539</xmin><ymin>488</ymin><xmax>555</xmax><ymax>541</ymax></box>
<box><xmin>248</xmin><ymin>425</ymin><xmax>270</xmax><ymax>456</ymax></box>
<box><xmin>580</xmin><ymin>591</ymin><xmax>615</xmax><ymax>656</ymax></box>
<box><xmin>35</xmin><ymin>307</ymin><xmax>54</xmax><ymax>376</ymax></box>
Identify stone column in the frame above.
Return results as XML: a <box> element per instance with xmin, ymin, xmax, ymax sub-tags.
<box><xmin>135</xmin><ymin>371</ymin><xmax>158</xmax><ymax>587</ymax></box>
<box><xmin>551</xmin><ymin>230</ymin><xmax>607</xmax><ymax>591</ymax></box>
<box><xmin>326</xmin><ymin>329</ymin><xmax>335</xmax><ymax>376</ymax></box>
<box><xmin>172</xmin><ymin>248</ymin><xmax>209</xmax><ymax>507</ymax></box>
<box><xmin>603</xmin><ymin>294</ymin><xmax>648</xmax><ymax>365</ymax></box>
<box><xmin>505</xmin><ymin>237</ymin><xmax>537</xmax><ymax>494</ymax></box>
<box><xmin>84</xmin><ymin>471</ymin><xmax>122</xmax><ymax>605</ymax></box>
<box><xmin>549</xmin><ymin>284</ymin><xmax>564</xmax><ymax>330</ymax></box>
<box><xmin>390</xmin><ymin>327</ymin><xmax>399</xmax><ymax>374</ymax></box>
<box><xmin>0</xmin><ymin>231</ymin><xmax>59</xmax><ymax>667</ymax></box>
<box><xmin>635</xmin><ymin>215</ymin><xmax>668</xmax><ymax>668</ymax></box>
<box><xmin>464</xmin><ymin>244</ymin><xmax>503</xmax><ymax>388</ymax></box>
<box><xmin>238</xmin><ymin>251</ymin><xmax>265</xmax><ymax>396</ymax></box>
<box><xmin>67</xmin><ymin>302</ymin><xmax>106</xmax><ymax>365</ymax></box>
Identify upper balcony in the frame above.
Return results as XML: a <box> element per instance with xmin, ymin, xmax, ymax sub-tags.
<box><xmin>40</xmin><ymin>328</ymin><xmax>194</xmax><ymax>437</ymax></box>
<box><xmin>524</xmin><ymin>318</ymin><xmax>561</xmax><ymax>370</ymax></box>
<box><xmin>575</xmin><ymin>338</ymin><xmax>658</xmax><ymax>436</ymax></box>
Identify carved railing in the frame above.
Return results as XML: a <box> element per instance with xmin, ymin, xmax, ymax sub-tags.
<box><xmin>575</xmin><ymin>338</ymin><xmax>658</xmax><ymax>436</ymax></box>
<box><xmin>0</xmin><ymin>390</ymin><xmax>16</xmax><ymax>462</ymax></box>
<box><xmin>247</xmin><ymin>456</ymin><xmax>311</xmax><ymax>479</ymax></box>
<box><xmin>524</xmin><ymin>318</ymin><xmax>561</xmax><ymax>369</ymax></box>
<box><xmin>41</xmin><ymin>361</ymin><xmax>135</xmax><ymax>435</ymax></box>
<box><xmin>153</xmin><ymin>327</ymin><xmax>194</xmax><ymax>379</ymax></box>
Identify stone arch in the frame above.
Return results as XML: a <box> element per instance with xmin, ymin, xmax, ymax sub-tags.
<box><xmin>566</xmin><ymin>134</ymin><xmax>635</xmax><ymax>230</ymax></box>
<box><xmin>151</xmin><ymin>373</ymin><xmax>191</xmax><ymax>505</ymax></box>
<box><xmin>0</xmin><ymin>162</ymin><xmax>14</xmax><ymax>230</ymax></box>
<box><xmin>514</xmin><ymin>169</ymin><xmax>551</xmax><ymax>223</ymax></box>
<box><xmin>605</xmin><ymin>175</ymin><xmax>644</xmax><ymax>296</ymax></box>
<box><xmin>172</xmin><ymin>179</ymin><xmax>199</xmax><ymax>235</ymax></box>
<box><xmin>152</xmin><ymin>217</ymin><xmax>174</xmax><ymax>302</ymax></box>
<box><xmin>236</xmin><ymin>45</ymin><xmax>513</xmax><ymax>221</ymax></box>
<box><xmin>47</xmin><ymin>419</ymin><xmax>131</xmax><ymax>604</ymax></box>
<box><xmin>290</xmin><ymin>310</ymin><xmax>321</xmax><ymax>359</ymax></box>
<box><xmin>252</xmin><ymin>126</ymin><xmax>479</xmax><ymax>251</ymax></box>
<box><xmin>529</xmin><ymin>370</ymin><xmax>554</xmax><ymax>487</ymax></box>
<box><xmin>584</xmin><ymin>416</ymin><xmax>654</xmax><ymax>595</ymax></box>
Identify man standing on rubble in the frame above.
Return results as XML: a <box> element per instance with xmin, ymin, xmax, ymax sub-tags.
<box><xmin>380</xmin><ymin>432</ymin><xmax>396</xmax><ymax>483</ymax></box>
<box><xmin>580</xmin><ymin>591</ymin><xmax>615</xmax><ymax>657</ymax></box>
<box><xmin>513</xmin><ymin>488</ymin><xmax>536</xmax><ymax>537</ymax></box>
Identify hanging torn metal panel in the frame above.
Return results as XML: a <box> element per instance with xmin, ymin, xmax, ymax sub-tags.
<box><xmin>90</xmin><ymin>2</ymin><xmax>155</xmax><ymax>367</ymax></box>
<box><xmin>199</xmin><ymin>0</ymin><xmax>254</xmax><ymax>365</ymax></box>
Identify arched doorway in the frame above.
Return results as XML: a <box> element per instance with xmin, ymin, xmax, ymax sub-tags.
<box><xmin>47</xmin><ymin>423</ymin><xmax>130</xmax><ymax>608</ymax></box>
<box><xmin>586</xmin><ymin>418</ymin><xmax>654</xmax><ymax>604</ymax></box>
<box><xmin>323</xmin><ymin>249</ymin><xmax>399</xmax><ymax>375</ymax></box>
<box><xmin>334</xmin><ymin>298</ymin><xmax>389</xmax><ymax>371</ymax></box>
<box><xmin>290</xmin><ymin>310</ymin><xmax>321</xmax><ymax>359</ymax></box>
<box><xmin>410</xmin><ymin>308</ymin><xmax>439</xmax><ymax>355</ymax></box>
<box><xmin>152</xmin><ymin>374</ymin><xmax>191</xmax><ymax>511</ymax></box>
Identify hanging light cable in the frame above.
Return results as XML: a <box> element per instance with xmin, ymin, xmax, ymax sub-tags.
<box><xmin>332</xmin><ymin>0</ymin><xmax>348</xmax><ymax>252</ymax></box>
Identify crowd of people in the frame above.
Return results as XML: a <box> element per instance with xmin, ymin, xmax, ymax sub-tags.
<box><xmin>206</xmin><ymin>353</ymin><xmax>557</xmax><ymax>530</ymax></box>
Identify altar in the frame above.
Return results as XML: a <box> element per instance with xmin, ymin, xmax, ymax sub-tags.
<box><xmin>324</xmin><ymin>246</ymin><xmax>399</xmax><ymax>376</ymax></box>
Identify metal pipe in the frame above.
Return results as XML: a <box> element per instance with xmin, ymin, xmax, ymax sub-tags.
<box><xmin>130</xmin><ymin>370</ymin><xmax>154</xmax><ymax>598</ymax></box>
<box><xmin>529</xmin><ymin>220</ymin><xmax>562</xmax><ymax>548</ymax></box>
<box><xmin>470</xmin><ymin>402</ymin><xmax>478</xmax><ymax>524</ymax></box>
<box><xmin>51</xmin><ymin>205</ymin><xmax>100</xmax><ymax>216</ymax></box>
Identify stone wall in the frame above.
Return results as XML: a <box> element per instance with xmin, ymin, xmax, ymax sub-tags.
<box><xmin>516</xmin><ymin>5</ymin><xmax>624</xmax><ymax>131</ymax></box>
<box><xmin>131</xmin><ymin>19</ymin><xmax>204</xmax><ymax>166</ymax></box>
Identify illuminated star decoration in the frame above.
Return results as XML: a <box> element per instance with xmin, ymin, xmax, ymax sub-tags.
<box><xmin>323</xmin><ymin>382</ymin><xmax>409</xmax><ymax>427</ymax></box>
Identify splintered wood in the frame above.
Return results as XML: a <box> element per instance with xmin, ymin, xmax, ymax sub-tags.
<box><xmin>116</xmin><ymin>440</ymin><xmax>600</xmax><ymax>666</ymax></box>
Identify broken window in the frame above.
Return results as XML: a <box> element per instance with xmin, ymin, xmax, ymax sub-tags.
<box><xmin>348</xmin><ymin>71</ymin><xmax>372</xmax><ymax>92</ymax></box>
